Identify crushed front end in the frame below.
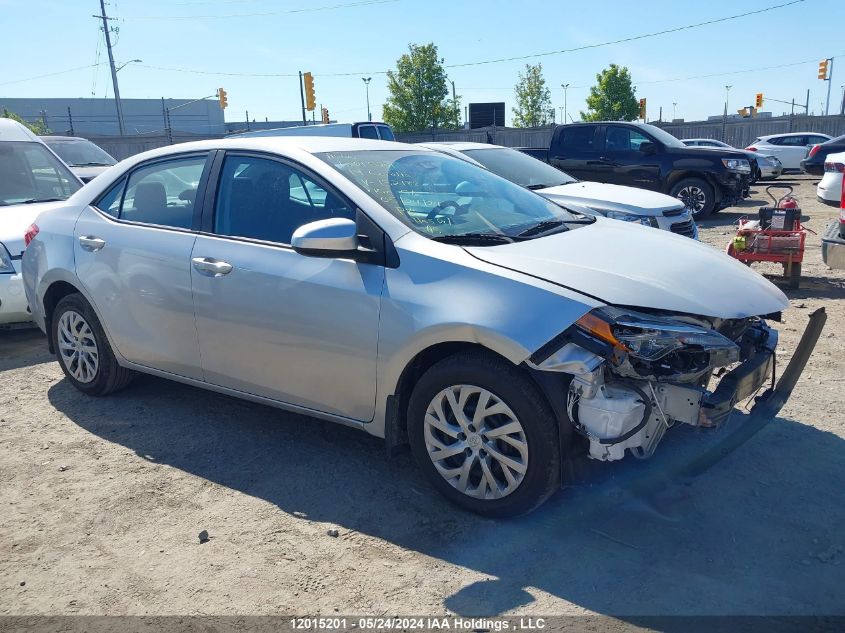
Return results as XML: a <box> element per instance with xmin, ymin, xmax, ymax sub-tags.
<box><xmin>528</xmin><ymin>306</ymin><xmax>820</xmax><ymax>463</ymax></box>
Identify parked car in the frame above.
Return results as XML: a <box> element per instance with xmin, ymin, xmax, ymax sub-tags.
<box><xmin>232</xmin><ymin>121</ymin><xmax>395</xmax><ymax>141</ymax></box>
<box><xmin>548</xmin><ymin>122</ymin><xmax>751</xmax><ymax>219</ymax></box>
<box><xmin>0</xmin><ymin>118</ymin><xmax>82</xmax><ymax>327</ymax></box>
<box><xmin>746</xmin><ymin>133</ymin><xmax>832</xmax><ymax>171</ymax></box>
<box><xmin>682</xmin><ymin>138</ymin><xmax>783</xmax><ymax>181</ymax></box>
<box><xmin>817</xmin><ymin>150</ymin><xmax>845</xmax><ymax>206</ymax></box>
<box><xmin>41</xmin><ymin>136</ymin><xmax>116</xmax><ymax>183</ymax></box>
<box><xmin>419</xmin><ymin>142</ymin><xmax>697</xmax><ymax>238</ymax></box>
<box><xmin>23</xmin><ymin>137</ymin><xmax>815</xmax><ymax>516</ymax></box>
<box><xmin>801</xmin><ymin>134</ymin><xmax>845</xmax><ymax>176</ymax></box>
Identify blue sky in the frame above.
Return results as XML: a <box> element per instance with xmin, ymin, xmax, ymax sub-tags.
<box><xmin>1</xmin><ymin>0</ymin><xmax>843</xmax><ymax>126</ymax></box>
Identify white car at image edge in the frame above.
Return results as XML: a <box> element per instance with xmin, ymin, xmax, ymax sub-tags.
<box><xmin>746</xmin><ymin>133</ymin><xmax>833</xmax><ymax>171</ymax></box>
<box><xmin>817</xmin><ymin>150</ymin><xmax>845</xmax><ymax>206</ymax></box>
<box><xmin>0</xmin><ymin>118</ymin><xmax>82</xmax><ymax>327</ymax></box>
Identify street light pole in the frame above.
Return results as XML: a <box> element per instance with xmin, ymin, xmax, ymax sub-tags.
<box><xmin>672</xmin><ymin>102</ymin><xmax>678</xmax><ymax>120</ymax></box>
<box><xmin>561</xmin><ymin>83</ymin><xmax>570</xmax><ymax>124</ymax></box>
<box><xmin>362</xmin><ymin>77</ymin><xmax>372</xmax><ymax>122</ymax></box>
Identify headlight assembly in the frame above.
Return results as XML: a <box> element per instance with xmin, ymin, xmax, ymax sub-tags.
<box><xmin>722</xmin><ymin>158</ymin><xmax>752</xmax><ymax>173</ymax></box>
<box><xmin>575</xmin><ymin>307</ymin><xmax>740</xmax><ymax>366</ymax></box>
<box><xmin>603</xmin><ymin>210</ymin><xmax>653</xmax><ymax>226</ymax></box>
<box><xmin>0</xmin><ymin>243</ymin><xmax>15</xmax><ymax>274</ymax></box>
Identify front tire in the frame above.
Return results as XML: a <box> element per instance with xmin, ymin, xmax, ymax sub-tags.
<box><xmin>670</xmin><ymin>177</ymin><xmax>716</xmax><ymax>219</ymax></box>
<box><xmin>408</xmin><ymin>351</ymin><xmax>560</xmax><ymax>517</ymax></box>
<box><xmin>52</xmin><ymin>293</ymin><xmax>135</xmax><ymax>396</ymax></box>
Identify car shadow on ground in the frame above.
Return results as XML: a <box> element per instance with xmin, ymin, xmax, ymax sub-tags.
<box><xmin>48</xmin><ymin>374</ymin><xmax>845</xmax><ymax>620</ymax></box>
<box><xmin>0</xmin><ymin>327</ymin><xmax>50</xmax><ymax>371</ymax></box>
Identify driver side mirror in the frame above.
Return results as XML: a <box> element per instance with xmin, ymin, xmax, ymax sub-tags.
<box><xmin>639</xmin><ymin>141</ymin><xmax>656</xmax><ymax>154</ymax></box>
<box><xmin>291</xmin><ymin>218</ymin><xmax>358</xmax><ymax>257</ymax></box>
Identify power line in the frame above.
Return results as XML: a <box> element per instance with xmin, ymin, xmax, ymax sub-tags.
<box><xmin>123</xmin><ymin>0</ymin><xmax>399</xmax><ymax>20</ymax></box>
<box><xmin>446</xmin><ymin>0</ymin><xmax>808</xmax><ymax>69</ymax></box>
<box><xmin>0</xmin><ymin>64</ymin><xmax>105</xmax><ymax>87</ymax></box>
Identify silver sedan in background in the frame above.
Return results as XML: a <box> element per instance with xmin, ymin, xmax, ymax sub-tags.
<box><xmin>22</xmin><ymin>137</ymin><xmax>817</xmax><ymax>516</ymax></box>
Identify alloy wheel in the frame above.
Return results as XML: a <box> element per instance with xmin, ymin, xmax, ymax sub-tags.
<box><xmin>423</xmin><ymin>385</ymin><xmax>528</xmax><ymax>500</ymax></box>
<box><xmin>677</xmin><ymin>185</ymin><xmax>707</xmax><ymax>213</ymax></box>
<box><xmin>57</xmin><ymin>310</ymin><xmax>99</xmax><ymax>384</ymax></box>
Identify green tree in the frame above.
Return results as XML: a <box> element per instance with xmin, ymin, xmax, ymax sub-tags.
<box><xmin>512</xmin><ymin>63</ymin><xmax>552</xmax><ymax>128</ymax></box>
<box><xmin>1</xmin><ymin>109</ymin><xmax>50</xmax><ymax>135</ymax></box>
<box><xmin>382</xmin><ymin>43</ymin><xmax>461</xmax><ymax>133</ymax></box>
<box><xmin>581</xmin><ymin>64</ymin><xmax>639</xmax><ymax>122</ymax></box>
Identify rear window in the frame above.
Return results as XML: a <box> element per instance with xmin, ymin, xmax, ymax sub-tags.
<box><xmin>377</xmin><ymin>125</ymin><xmax>395</xmax><ymax>141</ymax></box>
<box><xmin>358</xmin><ymin>125</ymin><xmax>379</xmax><ymax>140</ymax></box>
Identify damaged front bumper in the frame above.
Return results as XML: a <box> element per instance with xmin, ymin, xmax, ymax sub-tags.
<box><xmin>528</xmin><ymin>308</ymin><xmax>826</xmax><ymax>462</ymax></box>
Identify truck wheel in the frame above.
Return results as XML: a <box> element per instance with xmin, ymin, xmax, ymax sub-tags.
<box><xmin>407</xmin><ymin>351</ymin><xmax>560</xmax><ymax>517</ymax></box>
<box><xmin>670</xmin><ymin>178</ymin><xmax>716</xmax><ymax>219</ymax></box>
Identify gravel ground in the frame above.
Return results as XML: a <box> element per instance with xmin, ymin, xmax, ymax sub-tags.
<box><xmin>1</xmin><ymin>175</ymin><xmax>843</xmax><ymax>620</ymax></box>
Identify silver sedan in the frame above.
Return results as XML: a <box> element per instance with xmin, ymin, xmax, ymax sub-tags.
<box><xmin>22</xmin><ymin>137</ymin><xmax>815</xmax><ymax>516</ymax></box>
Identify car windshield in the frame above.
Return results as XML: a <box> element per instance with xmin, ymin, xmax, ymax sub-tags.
<box><xmin>640</xmin><ymin>124</ymin><xmax>687</xmax><ymax>148</ymax></box>
<box><xmin>0</xmin><ymin>141</ymin><xmax>81</xmax><ymax>207</ymax></box>
<box><xmin>44</xmin><ymin>138</ymin><xmax>116</xmax><ymax>167</ymax></box>
<box><xmin>461</xmin><ymin>148</ymin><xmax>576</xmax><ymax>189</ymax></box>
<box><xmin>317</xmin><ymin>149</ymin><xmax>590</xmax><ymax>243</ymax></box>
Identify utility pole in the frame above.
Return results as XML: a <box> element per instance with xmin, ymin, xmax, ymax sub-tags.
<box><xmin>805</xmin><ymin>89</ymin><xmax>810</xmax><ymax>117</ymax></box>
<box><xmin>245</xmin><ymin>110</ymin><xmax>250</xmax><ymax>131</ymax></box>
<box><xmin>451</xmin><ymin>80</ymin><xmax>458</xmax><ymax>125</ymax></box>
<box><xmin>67</xmin><ymin>107</ymin><xmax>74</xmax><ymax>136</ymax></box>
<box><xmin>362</xmin><ymin>77</ymin><xmax>372</xmax><ymax>122</ymax></box>
<box><xmin>95</xmin><ymin>0</ymin><xmax>125</xmax><ymax>136</ymax></box>
<box><xmin>840</xmin><ymin>85</ymin><xmax>845</xmax><ymax>116</ymax></box>
<box><xmin>298</xmin><ymin>72</ymin><xmax>307</xmax><ymax>125</ymax></box>
<box><xmin>561</xmin><ymin>83</ymin><xmax>570</xmax><ymax>126</ymax></box>
<box><xmin>824</xmin><ymin>57</ymin><xmax>834</xmax><ymax>116</ymax></box>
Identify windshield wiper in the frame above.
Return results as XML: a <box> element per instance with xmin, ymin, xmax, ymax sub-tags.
<box><xmin>18</xmin><ymin>197</ymin><xmax>64</xmax><ymax>204</ymax></box>
<box><xmin>432</xmin><ymin>232</ymin><xmax>515</xmax><ymax>245</ymax></box>
<box><xmin>517</xmin><ymin>220</ymin><xmax>568</xmax><ymax>237</ymax></box>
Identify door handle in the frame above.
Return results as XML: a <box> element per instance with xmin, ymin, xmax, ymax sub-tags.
<box><xmin>79</xmin><ymin>236</ymin><xmax>106</xmax><ymax>252</ymax></box>
<box><xmin>192</xmin><ymin>257</ymin><xmax>233</xmax><ymax>277</ymax></box>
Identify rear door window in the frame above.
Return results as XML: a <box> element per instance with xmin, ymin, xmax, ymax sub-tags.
<box><xmin>776</xmin><ymin>136</ymin><xmax>807</xmax><ymax>146</ymax></box>
<box><xmin>560</xmin><ymin>126</ymin><xmax>597</xmax><ymax>151</ymax></box>
<box><xmin>358</xmin><ymin>125</ymin><xmax>379</xmax><ymax>140</ymax></box>
<box><xmin>120</xmin><ymin>156</ymin><xmax>207</xmax><ymax>228</ymax></box>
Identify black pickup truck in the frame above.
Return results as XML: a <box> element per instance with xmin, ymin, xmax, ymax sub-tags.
<box><xmin>519</xmin><ymin>122</ymin><xmax>752</xmax><ymax>218</ymax></box>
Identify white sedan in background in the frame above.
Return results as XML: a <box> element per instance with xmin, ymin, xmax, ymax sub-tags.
<box><xmin>817</xmin><ymin>151</ymin><xmax>845</xmax><ymax>206</ymax></box>
<box><xmin>682</xmin><ymin>138</ymin><xmax>783</xmax><ymax>180</ymax></box>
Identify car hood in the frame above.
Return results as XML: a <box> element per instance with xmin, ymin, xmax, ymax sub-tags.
<box><xmin>537</xmin><ymin>182</ymin><xmax>683</xmax><ymax>216</ymax></box>
<box><xmin>0</xmin><ymin>201</ymin><xmax>65</xmax><ymax>256</ymax></box>
<box><xmin>466</xmin><ymin>217</ymin><xmax>788</xmax><ymax>318</ymax></box>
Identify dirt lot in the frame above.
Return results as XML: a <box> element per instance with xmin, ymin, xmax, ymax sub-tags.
<box><xmin>1</xmin><ymin>175</ymin><xmax>844</xmax><ymax>620</ymax></box>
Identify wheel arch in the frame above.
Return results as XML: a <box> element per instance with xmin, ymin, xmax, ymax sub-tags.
<box><xmin>382</xmin><ymin>341</ymin><xmax>575</xmax><ymax>482</ymax></box>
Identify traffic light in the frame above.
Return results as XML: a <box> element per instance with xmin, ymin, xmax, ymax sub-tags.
<box><xmin>755</xmin><ymin>92</ymin><xmax>763</xmax><ymax>108</ymax></box>
<box><xmin>303</xmin><ymin>72</ymin><xmax>316</xmax><ymax>111</ymax></box>
<box><xmin>217</xmin><ymin>88</ymin><xmax>228</xmax><ymax>110</ymax></box>
<box><xmin>819</xmin><ymin>59</ymin><xmax>830</xmax><ymax>80</ymax></box>
<box><xmin>321</xmin><ymin>107</ymin><xmax>329</xmax><ymax>124</ymax></box>
<box><xmin>638</xmin><ymin>97</ymin><xmax>646</xmax><ymax>120</ymax></box>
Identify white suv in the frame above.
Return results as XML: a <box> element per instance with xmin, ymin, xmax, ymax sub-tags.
<box><xmin>746</xmin><ymin>133</ymin><xmax>832</xmax><ymax>170</ymax></box>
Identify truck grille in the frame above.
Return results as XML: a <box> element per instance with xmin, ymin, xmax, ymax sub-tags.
<box><xmin>671</xmin><ymin>219</ymin><xmax>697</xmax><ymax>238</ymax></box>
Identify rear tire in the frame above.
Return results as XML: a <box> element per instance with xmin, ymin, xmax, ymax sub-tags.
<box><xmin>52</xmin><ymin>293</ymin><xmax>135</xmax><ymax>396</ymax></box>
<box><xmin>407</xmin><ymin>351</ymin><xmax>560</xmax><ymax>517</ymax></box>
<box><xmin>670</xmin><ymin>177</ymin><xmax>716</xmax><ymax>220</ymax></box>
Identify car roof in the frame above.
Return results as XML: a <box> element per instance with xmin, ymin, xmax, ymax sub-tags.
<box><xmin>130</xmin><ymin>136</ymin><xmax>431</xmax><ymax>162</ymax></box>
<box><xmin>41</xmin><ymin>135</ymin><xmax>90</xmax><ymax>142</ymax></box>
<box><xmin>418</xmin><ymin>141</ymin><xmax>504</xmax><ymax>151</ymax></box>
<box><xmin>0</xmin><ymin>118</ymin><xmax>42</xmax><ymax>142</ymax></box>
<box><xmin>758</xmin><ymin>132</ymin><xmax>830</xmax><ymax>140</ymax></box>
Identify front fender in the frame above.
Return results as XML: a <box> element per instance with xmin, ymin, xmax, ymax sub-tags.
<box><xmin>367</xmin><ymin>236</ymin><xmax>602</xmax><ymax>439</ymax></box>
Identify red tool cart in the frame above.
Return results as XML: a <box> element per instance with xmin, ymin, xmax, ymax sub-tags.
<box><xmin>726</xmin><ymin>185</ymin><xmax>807</xmax><ymax>288</ymax></box>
